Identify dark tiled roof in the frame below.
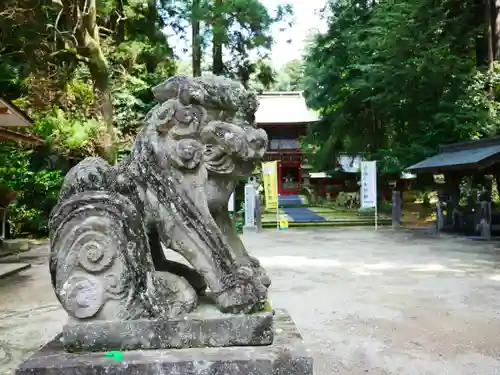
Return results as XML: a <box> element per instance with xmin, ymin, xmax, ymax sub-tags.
<box><xmin>407</xmin><ymin>137</ymin><xmax>500</xmax><ymax>172</ymax></box>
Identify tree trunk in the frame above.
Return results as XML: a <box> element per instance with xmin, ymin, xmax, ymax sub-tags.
<box><xmin>110</xmin><ymin>0</ymin><xmax>125</xmax><ymax>43</ymax></box>
<box><xmin>475</xmin><ymin>0</ymin><xmax>490</xmax><ymax>67</ymax></box>
<box><xmin>212</xmin><ymin>0</ymin><xmax>224</xmax><ymax>75</ymax></box>
<box><xmin>486</xmin><ymin>0</ymin><xmax>495</xmax><ymax>71</ymax></box>
<box><xmin>74</xmin><ymin>0</ymin><xmax>116</xmax><ymax>163</ymax></box>
<box><xmin>492</xmin><ymin>0</ymin><xmax>500</xmax><ymax>60</ymax></box>
<box><xmin>191</xmin><ymin>0</ymin><xmax>201</xmax><ymax>76</ymax></box>
<box><xmin>144</xmin><ymin>0</ymin><xmax>162</xmax><ymax>73</ymax></box>
<box><xmin>91</xmin><ymin>62</ymin><xmax>114</xmax><ymax>163</ymax></box>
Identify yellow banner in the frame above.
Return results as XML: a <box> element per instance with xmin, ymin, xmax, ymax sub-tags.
<box><xmin>261</xmin><ymin>161</ymin><xmax>278</xmax><ymax>210</ymax></box>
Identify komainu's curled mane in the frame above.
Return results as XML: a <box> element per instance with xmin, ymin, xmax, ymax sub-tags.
<box><xmin>49</xmin><ymin>75</ymin><xmax>270</xmax><ymax>322</ymax></box>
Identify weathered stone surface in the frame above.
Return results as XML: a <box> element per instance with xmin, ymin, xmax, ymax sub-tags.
<box><xmin>62</xmin><ymin>303</ymin><xmax>273</xmax><ymax>352</ymax></box>
<box><xmin>0</xmin><ymin>263</ymin><xmax>31</xmax><ymax>279</ymax></box>
<box><xmin>48</xmin><ymin>74</ymin><xmax>272</xmax><ymax>328</ymax></box>
<box><xmin>16</xmin><ymin>309</ymin><xmax>313</xmax><ymax>375</ymax></box>
<box><xmin>1</xmin><ymin>239</ymin><xmax>30</xmax><ymax>253</ymax></box>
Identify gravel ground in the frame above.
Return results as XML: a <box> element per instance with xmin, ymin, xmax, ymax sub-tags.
<box><xmin>1</xmin><ymin>228</ymin><xmax>500</xmax><ymax>374</ymax></box>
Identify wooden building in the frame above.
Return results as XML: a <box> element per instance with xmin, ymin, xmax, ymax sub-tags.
<box><xmin>407</xmin><ymin>137</ymin><xmax>500</xmax><ymax>237</ymax></box>
<box><xmin>255</xmin><ymin>91</ymin><xmax>320</xmax><ymax>195</ymax></box>
<box><xmin>0</xmin><ymin>97</ymin><xmax>43</xmax><ymax>240</ymax></box>
<box><xmin>0</xmin><ymin>98</ymin><xmax>43</xmax><ymax>145</ymax></box>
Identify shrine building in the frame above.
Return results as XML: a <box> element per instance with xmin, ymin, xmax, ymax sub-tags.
<box><xmin>255</xmin><ymin>91</ymin><xmax>320</xmax><ymax>195</ymax></box>
<box><xmin>0</xmin><ymin>98</ymin><xmax>42</xmax><ymax>145</ymax></box>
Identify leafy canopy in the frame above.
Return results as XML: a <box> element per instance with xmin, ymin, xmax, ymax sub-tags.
<box><xmin>302</xmin><ymin>0</ymin><xmax>500</xmax><ymax>175</ymax></box>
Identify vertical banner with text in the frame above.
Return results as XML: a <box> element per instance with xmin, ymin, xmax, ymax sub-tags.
<box><xmin>228</xmin><ymin>192</ymin><xmax>235</xmax><ymax>212</ymax></box>
<box><xmin>243</xmin><ymin>184</ymin><xmax>256</xmax><ymax>228</ymax></box>
<box><xmin>360</xmin><ymin>161</ymin><xmax>377</xmax><ymax>208</ymax></box>
<box><xmin>262</xmin><ymin>161</ymin><xmax>278</xmax><ymax>210</ymax></box>
<box><xmin>360</xmin><ymin>161</ymin><xmax>378</xmax><ymax>230</ymax></box>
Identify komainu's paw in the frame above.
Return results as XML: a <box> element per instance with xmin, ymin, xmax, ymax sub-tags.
<box><xmin>248</xmin><ymin>256</ymin><xmax>271</xmax><ymax>288</ymax></box>
<box><xmin>216</xmin><ymin>266</ymin><xmax>267</xmax><ymax>314</ymax></box>
<box><xmin>154</xmin><ymin>271</ymin><xmax>198</xmax><ymax>318</ymax></box>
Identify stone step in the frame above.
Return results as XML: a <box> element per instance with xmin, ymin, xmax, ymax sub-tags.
<box><xmin>0</xmin><ymin>262</ymin><xmax>31</xmax><ymax>279</ymax></box>
<box><xmin>262</xmin><ymin>219</ymin><xmax>392</xmax><ymax>228</ymax></box>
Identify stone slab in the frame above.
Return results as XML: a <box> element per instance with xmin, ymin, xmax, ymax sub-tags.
<box><xmin>62</xmin><ymin>303</ymin><xmax>273</xmax><ymax>352</ymax></box>
<box><xmin>243</xmin><ymin>225</ymin><xmax>258</xmax><ymax>233</ymax></box>
<box><xmin>0</xmin><ymin>239</ymin><xmax>31</xmax><ymax>253</ymax></box>
<box><xmin>0</xmin><ymin>263</ymin><xmax>31</xmax><ymax>279</ymax></box>
<box><xmin>16</xmin><ymin>309</ymin><xmax>313</xmax><ymax>375</ymax></box>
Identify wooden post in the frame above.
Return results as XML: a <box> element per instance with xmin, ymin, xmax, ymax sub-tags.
<box><xmin>391</xmin><ymin>189</ymin><xmax>402</xmax><ymax>228</ymax></box>
<box><xmin>479</xmin><ymin>201</ymin><xmax>492</xmax><ymax>239</ymax></box>
<box><xmin>477</xmin><ymin>174</ymin><xmax>493</xmax><ymax>239</ymax></box>
<box><xmin>443</xmin><ymin>173</ymin><xmax>461</xmax><ymax>230</ymax></box>
<box><xmin>436</xmin><ymin>187</ymin><xmax>447</xmax><ymax>232</ymax></box>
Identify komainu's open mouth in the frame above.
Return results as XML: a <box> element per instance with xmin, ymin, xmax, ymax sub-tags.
<box><xmin>203</xmin><ymin>144</ymin><xmax>236</xmax><ymax>175</ymax></box>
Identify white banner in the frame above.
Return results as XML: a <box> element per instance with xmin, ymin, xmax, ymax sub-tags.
<box><xmin>228</xmin><ymin>192</ymin><xmax>235</xmax><ymax>212</ymax></box>
<box><xmin>360</xmin><ymin>161</ymin><xmax>377</xmax><ymax>208</ymax></box>
<box><xmin>244</xmin><ymin>184</ymin><xmax>256</xmax><ymax>227</ymax></box>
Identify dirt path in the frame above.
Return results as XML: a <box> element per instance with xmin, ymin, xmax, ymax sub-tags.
<box><xmin>247</xmin><ymin>228</ymin><xmax>500</xmax><ymax>375</ymax></box>
<box><xmin>2</xmin><ymin>229</ymin><xmax>500</xmax><ymax>374</ymax></box>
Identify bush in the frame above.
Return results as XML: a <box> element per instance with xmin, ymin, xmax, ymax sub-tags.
<box><xmin>0</xmin><ymin>145</ymin><xmax>64</xmax><ymax>238</ymax></box>
<box><xmin>357</xmin><ymin>201</ymin><xmax>391</xmax><ymax>216</ymax></box>
<box><xmin>335</xmin><ymin>191</ymin><xmax>359</xmax><ymax>208</ymax></box>
<box><xmin>300</xmin><ymin>186</ymin><xmax>314</xmax><ymax>204</ymax></box>
<box><xmin>378</xmin><ymin>201</ymin><xmax>392</xmax><ymax>214</ymax></box>
<box><xmin>357</xmin><ymin>207</ymin><xmax>375</xmax><ymax>216</ymax></box>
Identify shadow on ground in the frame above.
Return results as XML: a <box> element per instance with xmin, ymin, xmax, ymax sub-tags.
<box><xmin>1</xmin><ymin>229</ymin><xmax>500</xmax><ymax>375</ymax></box>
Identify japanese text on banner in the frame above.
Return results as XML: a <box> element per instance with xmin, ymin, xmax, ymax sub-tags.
<box><xmin>360</xmin><ymin>161</ymin><xmax>377</xmax><ymax>208</ymax></box>
<box><xmin>261</xmin><ymin>161</ymin><xmax>278</xmax><ymax>210</ymax></box>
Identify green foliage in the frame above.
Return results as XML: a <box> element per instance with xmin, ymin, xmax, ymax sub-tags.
<box><xmin>302</xmin><ymin>0</ymin><xmax>500</xmax><ymax>175</ymax></box>
<box><xmin>202</xmin><ymin>0</ymin><xmax>293</xmax><ymax>85</ymax></box>
<box><xmin>0</xmin><ymin>0</ymin><xmax>295</xmax><ymax>237</ymax></box>
<box><xmin>272</xmin><ymin>59</ymin><xmax>305</xmax><ymax>91</ymax></box>
<box><xmin>0</xmin><ymin>0</ymin><xmax>180</xmax><ymax>236</ymax></box>
<box><xmin>35</xmin><ymin>108</ymin><xmax>101</xmax><ymax>152</ymax></box>
<box><xmin>0</xmin><ymin>144</ymin><xmax>62</xmax><ymax>237</ymax></box>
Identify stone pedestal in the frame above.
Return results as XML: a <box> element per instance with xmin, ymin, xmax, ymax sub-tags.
<box><xmin>62</xmin><ymin>304</ymin><xmax>273</xmax><ymax>352</ymax></box>
<box><xmin>243</xmin><ymin>225</ymin><xmax>259</xmax><ymax>233</ymax></box>
<box><xmin>15</xmin><ymin>309</ymin><xmax>313</xmax><ymax>375</ymax></box>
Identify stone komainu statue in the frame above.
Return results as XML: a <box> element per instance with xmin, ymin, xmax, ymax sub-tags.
<box><xmin>49</xmin><ymin>75</ymin><xmax>270</xmax><ymax>322</ymax></box>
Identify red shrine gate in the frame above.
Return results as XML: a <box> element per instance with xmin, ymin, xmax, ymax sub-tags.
<box><xmin>255</xmin><ymin>92</ymin><xmax>319</xmax><ymax>196</ymax></box>
<box><xmin>264</xmin><ymin>150</ymin><xmax>304</xmax><ymax>195</ymax></box>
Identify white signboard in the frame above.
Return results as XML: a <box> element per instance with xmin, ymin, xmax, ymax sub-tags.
<box><xmin>360</xmin><ymin>161</ymin><xmax>377</xmax><ymax>208</ymax></box>
<box><xmin>228</xmin><ymin>192</ymin><xmax>235</xmax><ymax>212</ymax></box>
<box><xmin>244</xmin><ymin>184</ymin><xmax>256</xmax><ymax>228</ymax></box>
<box><xmin>270</xmin><ymin>139</ymin><xmax>300</xmax><ymax>150</ymax></box>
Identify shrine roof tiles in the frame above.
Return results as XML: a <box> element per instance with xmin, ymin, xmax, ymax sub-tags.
<box><xmin>255</xmin><ymin>91</ymin><xmax>320</xmax><ymax>125</ymax></box>
<box><xmin>407</xmin><ymin>137</ymin><xmax>500</xmax><ymax>173</ymax></box>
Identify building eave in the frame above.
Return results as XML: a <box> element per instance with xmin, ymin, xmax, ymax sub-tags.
<box><xmin>256</xmin><ymin>91</ymin><xmax>321</xmax><ymax>125</ymax></box>
<box><xmin>0</xmin><ymin>98</ymin><xmax>33</xmax><ymax>127</ymax></box>
<box><xmin>0</xmin><ymin>127</ymin><xmax>44</xmax><ymax>146</ymax></box>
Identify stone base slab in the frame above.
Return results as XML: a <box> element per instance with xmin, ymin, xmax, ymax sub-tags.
<box><xmin>16</xmin><ymin>309</ymin><xmax>313</xmax><ymax>375</ymax></box>
<box><xmin>62</xmin><ymin>303</ymin><xmax>273</xmax><ymax>352</ymax></box>
<box><xmin>0</xmin><ymin>263</ymin><xmax>31</xmax><ymax>279</ymax></box>
<box><xmin>243</xmin><ymin>225</ymin><xmax>258</xmax><ymax>234</ymax></box>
